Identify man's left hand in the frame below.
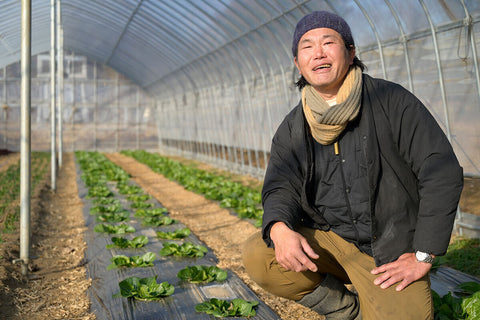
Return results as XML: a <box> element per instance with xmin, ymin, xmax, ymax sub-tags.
<box><xmin>370</xmin><ymin>252</ymin><xmax>432</xmax><ymax>291</ymax></box>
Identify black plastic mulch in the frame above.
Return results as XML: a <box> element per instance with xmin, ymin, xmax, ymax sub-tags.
<box><xmin>75</xmin><ymin>161</ymin><xmax>280</xmax><ymax>320</ymax></box>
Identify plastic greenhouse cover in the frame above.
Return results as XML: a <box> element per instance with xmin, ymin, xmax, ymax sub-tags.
<box><xmin>75</xmin><ymin>161</ymin><xmax>279</xmax><ymax>320</ymax></box>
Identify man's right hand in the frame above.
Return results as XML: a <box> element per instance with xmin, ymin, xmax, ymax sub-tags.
<box><xmin>270</xmin><ymin>222</ymin><xmax>319</xmax><ymax>273</ymax></box>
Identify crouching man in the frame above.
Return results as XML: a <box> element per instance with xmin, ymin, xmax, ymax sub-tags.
<box><xmin>242</xmin><ymin>11</ymin><xmax>463</xmax><ymax>320</ymax></box>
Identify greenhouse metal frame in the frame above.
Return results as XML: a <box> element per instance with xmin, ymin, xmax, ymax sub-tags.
<box><xmin>1</xmin><ymin>0</ymin><xmax>480</xmax><ymax>275</ymax></box>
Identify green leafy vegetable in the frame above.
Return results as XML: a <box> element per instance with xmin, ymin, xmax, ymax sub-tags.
<box><xmin>92</xmin><ymin>197</ymin><xmax>120</xmax><ymax>205</ymax></box>
<box><xmin>107</xmin><ymin>252</ymin><xmax>156</xmax><ymax>270</ymax></box>
<box><xmin>142</xmin><ymin>216</ymin><xmax>177</xmax><ymax>227</ymax></box>
<box><xmin>462</xmin><ymin>291</ymin><xmax>480</xmax><ymax>320</ymax></box>
<box><xmin>87</xmin><ymin>185</ymin><xmax>113</xmax><ymax>198</ymax></box>
<box><xmin>433</xmin><ymin>282</ymin><xmax>480</xmax><ymax>319</ymax></box>
<box><xmin>177</xmin><ymin>265</ymin><xmax>227</xmax><ymax>283</ymax></box>
<box><xmin>127</xmin><ymin>194</ymin><xmax>152</xmax><ymax>202</ymax></box>
<box><xmin>156</xmin><ymin>228</ymin><xmax>190</xmax><ymax>240</ymax></box>
<box><xmin>454</xmin><ymin>282</ymin><xmax>480</xmax><ymax>297</ymax></box>
<box><xmin>90</xmin><ymin>203</ymin><xmax>123</xmax><ymax>214</ymax></box>
<box><xmin>195</xmin><ymin>298</ymin><xmax>258</xmax><ymax>318</ymax></box>
<box><xmin>159</xmin><ymin>242</ymin><xmax>208</xmax><ymax>258</ymax></box>
<box><xmin>94</xmin><ymin>223</ymin><xmax>135</xmax><ymax>234</ymax></box>
<box><xmin>131</xmin><ymin>201</ymin><xmax>154</xmax><ymax>209</ymax></box>
<box><xmin>134</xmin><ymin>207</ymin><xmax>168</xmax><ymax>217</ymax></box>
<box><xmin>117</xmin><ymin>183</ymin><xmax>143</xmax><ymax>195</ymax></box>
<box><xmin>96</xmin><ymin>211</ymin><xmax>130</xmax><ymax>223</ymax></box>
<box><xmin>113</xmin><ymin>276</ymin><xmax>174</xmax><ymax>300</ymax></box>
<box><xmin>106</xmin><ymin>235</ymin><xmax>148</xmax><ymax>249</ymax></box>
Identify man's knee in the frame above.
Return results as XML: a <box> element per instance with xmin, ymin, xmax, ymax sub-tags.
<box><xmin>241</xmin><ymin>231</ymin><xmax>322</xmax><ymax>300</ymax></box>
<box><xmin>241</xmin><ymin>232</ymin><xmax>271</xmax><ymax>286</ymax></box>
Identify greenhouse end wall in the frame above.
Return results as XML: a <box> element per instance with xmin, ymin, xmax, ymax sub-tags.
<box><xmin>0</xmin><ymin>51</ymin><xmax>158</xmax><ymax>153</ymax></box>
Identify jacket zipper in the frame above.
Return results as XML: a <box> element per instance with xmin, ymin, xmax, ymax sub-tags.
<box><xmin>334</xmin><ymin>141</ymin><xmax>361</xmax><ymax>243</ymax></box>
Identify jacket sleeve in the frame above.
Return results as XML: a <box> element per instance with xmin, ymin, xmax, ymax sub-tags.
<box><xmin>261</xmin><ymin>109</ymin><xmax>306</xmax><ymax>247</ymax></box>
<box><xmin>383</xmin><ymin>82</ymin><xmax>463</xmax><ymax>256</ymax></box>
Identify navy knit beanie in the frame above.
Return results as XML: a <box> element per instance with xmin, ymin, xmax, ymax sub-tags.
<box><xmin>292</xmin><ymin>11</ymin><xmax>354</xmax><ymax>57</ymax></box>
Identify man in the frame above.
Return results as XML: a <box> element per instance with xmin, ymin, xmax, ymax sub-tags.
<box><xmin>242</xmin><ymin>11</ymin><xmax>463</xmax><ymax>320</ymax></box>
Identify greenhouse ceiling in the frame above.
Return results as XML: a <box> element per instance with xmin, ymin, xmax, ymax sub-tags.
<box><xmin>1</xmin><ymin>0</ymin><xmax>479</xmax><ymax>97</ymax></box>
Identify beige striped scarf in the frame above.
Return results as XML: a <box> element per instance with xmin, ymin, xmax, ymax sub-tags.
<box><xmin>302</xmin><ymin>66</ymin><xmax>363</xmax><ymax>145</ymax></box>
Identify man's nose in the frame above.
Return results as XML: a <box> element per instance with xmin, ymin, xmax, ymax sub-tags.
<box><xmin>313</xmin><ymin>44</ymin><xmax>325</xmax><ymax>58</ymax></box>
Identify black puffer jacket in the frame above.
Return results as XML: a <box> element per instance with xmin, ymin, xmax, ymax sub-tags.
<box><xmin>261</xmin><ymin>74</ymin><xmax>463</xmax><ymax>266</ymax></box>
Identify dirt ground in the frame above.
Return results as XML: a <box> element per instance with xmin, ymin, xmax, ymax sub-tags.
<box><xmin>0</xmin><ymin>151</ymin><xmax>478</xmax><ymax>319</ymax></box>
<box><xmin>0</xmin><ymin>153</ymin><xmax>93</xmax><ymax>320</ymax></box>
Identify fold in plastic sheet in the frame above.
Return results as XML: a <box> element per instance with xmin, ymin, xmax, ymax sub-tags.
<box><xmin>75</xmin><ymin>160</ymin><xmax>280</xmax><ymax>320</ymax></box>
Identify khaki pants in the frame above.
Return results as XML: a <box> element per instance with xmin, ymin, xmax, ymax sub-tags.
<box><xmin>242</xmin><ymin>227</ymin><xmax>433</xmax><ymax>320</ymax></box>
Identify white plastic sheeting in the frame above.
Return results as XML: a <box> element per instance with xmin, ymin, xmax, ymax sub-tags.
<box><xmin>0</xmin><ymin>0</ymin><xmax>479</xmax><ymax>176</ymax></box>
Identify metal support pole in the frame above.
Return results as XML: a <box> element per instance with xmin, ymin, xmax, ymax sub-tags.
<box><xmin>50</xmin><ymin>0</ymin><xmax>57</xmax><ymax>191</ymax></box>
<box><xmin>3</xmin><ymin>67</ymin><xmax>7</xmax><ymax>149</ymax></box>
<box><xmin>136</xmin><ymin>87</ymin><xmax>140</xmax><ymax>150</ymax></box>
<box><xmin>71</xmin><ymin>52</ymin><xmax>76</xmax><ymax>151</ymax></box>
<box><xmin>93</xmin><ymin>61</ymin><xmax>97</xmax><ymax>151</ymax></box>
<box><xmin>115</xmin><ymin>73</ymin><xmax>119</xmax><ymax>151</ymax></box>
<box><xmin>56</xmin><ymin>0</ymin><xmax>63</xmax><ymax>167</ymax></box>
<box><xmin>19</xmin><ymin>0</ymin><xmax>32</xmax><ymax>277</ymax></box>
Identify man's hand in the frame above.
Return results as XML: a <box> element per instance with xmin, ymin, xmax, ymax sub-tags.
<box><xmin>270</xmin><ymin>222</ymin><xmax>319</xmax><ymax>272</ymax></box>
<box><xmin>370</xmin><ymin>252</ymin><xmax>433</xmax><ymax>291</ymax></box>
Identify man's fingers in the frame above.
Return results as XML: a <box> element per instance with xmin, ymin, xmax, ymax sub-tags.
<box><xmin>395</xmin><ymin>280</ymin><xmax>408</xmax><ymax>292</ymax></box>
<box><xmin>370</xmin><ymin>264</ymin><xmax>387</xmax><ymax>275</ymax></box>
<box><xmin>301</xmin><ymin>240</ymin><xmax>319</xmax><ymax>260</ymax></box>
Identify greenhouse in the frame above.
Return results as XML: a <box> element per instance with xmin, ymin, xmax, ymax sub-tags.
<box><xmin>0</xmin><ymin>0</ymin><xmax>479</xmax><ymax>319</ymax></box>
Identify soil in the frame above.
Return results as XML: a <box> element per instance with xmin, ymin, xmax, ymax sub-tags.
<box><xmin>0</xmin><ymin>151</ymin><xmax>478</xmax><ymax>320</ymax></box>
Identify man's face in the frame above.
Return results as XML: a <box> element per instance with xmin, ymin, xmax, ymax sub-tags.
<box><xmin>294</xmin><ymin>28</ymin><xmax>355</xmax><ymax>100</ymax></box>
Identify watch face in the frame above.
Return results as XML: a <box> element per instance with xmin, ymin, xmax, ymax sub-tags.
<box><xmin>416</xmin><ymin>251</ymin><xmax>432</xmax><ymax>262</ymax></box>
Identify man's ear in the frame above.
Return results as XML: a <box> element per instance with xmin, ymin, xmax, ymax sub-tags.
<box><xmin>294</xmin><ymin>56</ymin><xmax>301</xmax><ymax>74</ymax></box>
<box><xmin>349</xmin><ymin>47</ymin><xmax>356</xmax><ymax>65</ymax></box>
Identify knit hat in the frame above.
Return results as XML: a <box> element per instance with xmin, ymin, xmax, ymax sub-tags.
<box><xmin>292</xmin><ymin>11</ymin><xmax>354</xmax><ymax>57</ymax></box>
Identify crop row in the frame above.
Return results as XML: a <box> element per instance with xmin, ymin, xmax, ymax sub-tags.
<box><xmin>121</xmin><ymin>150</ymin><xmax>264</xmax><ymax>227</ymax></box>
<box><xmin>0</xmin><ymin>153</ymin><xmax>50</xmax><ymax>240</ymax></box>
<box><xmin>75</xmin><ymin>151</ymin><xmax>260</xmax><ymax>318</ymax></box>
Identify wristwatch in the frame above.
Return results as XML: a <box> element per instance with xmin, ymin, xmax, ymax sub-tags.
<box><xmin>415</xmin><ymin>251</ymin><xmax>435</xmax><ymax>264</ymax></box>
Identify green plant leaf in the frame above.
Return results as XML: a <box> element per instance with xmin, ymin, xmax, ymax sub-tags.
<box><xmin>159</xmin><ymin>242</ymin><xmax>208</xmax><ymax>258</ymax></box>
<box><xmin>462</xmin><ymin>291</ymin><xmax>480</xmax><ymax>320</ymax></box>
<box><xmin>455</xmin><ymin>282</ymin><xmax>480</xmax><ymax>296</ymax></box>
<box><xmin>156</xmin><ymin>228</ymin><xmax>191</xmax><ymax>240</ymax></box>
<box><xmin>114</xmin><ymin>276</ymin><xmax>174</xmax><ymax>300</ymax></box>
<box><xmin>94</xmin><ymin>223</ymin><xmax>135</xmax><ymax>234</ymax></box>
<box><xmin>96</xmin><ymin>210</ymin><xmax>130</xmax><ymax>223</ymax></box>
<box><xmin>135</xmin><ymin>207</ymin><xmax>168</xmax><ymax>217</ymax></box>
<box><xmin>142</xmin><ymin>216</ymin><xmax>176</xmax><ymax>227</ymax></box>
<box><xmin>106</xmin><ymin>235</ymin><xmax>148</xmax><ymax>249</ymax></box>
<box><xmin>107</xmin><ymin>252</ymin><xmax>157</xmax><ymax>270</ymax></box>
<box><xmin>177</xmin><ymin>265</ymin><xmax>227</xmax><ymax>283</ymax></box>
<box><xmin>194</xmin><ymin>298</ymin><xmax>258</xmax><ymax>317</ymax></box>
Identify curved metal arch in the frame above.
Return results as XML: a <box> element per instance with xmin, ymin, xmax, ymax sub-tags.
<box><xmin>352</xmin><ymin>0</ymin><xmax>387</xmax><ymax>79</ymax></box>
<box><xmin>144</xmin><ymin>0</ymin><xmax>245</xmax><ymax>91</ymax></box>
<box><xmin>418</xmin><ymin>0</ymin><xmax>451</xmax><ymax>141</ymax></box>
<box><xmin>105</xmin><ymin>0</ymin><xmax>144</xmax><ymax>64</ymax></box>
<box><xmin>384</xmin><ymin>0</ymin><xmax>414</xmax><ymax>92</ymax></box>
<box><xmin>460</xmin><ymin>0</ymin><xmax>480</xmax><ymax>102</ymax></box>
<box><xmin>142</xmin><ymin>1</ymin><xmax>216</xmax><ymax>53</ymax></box>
